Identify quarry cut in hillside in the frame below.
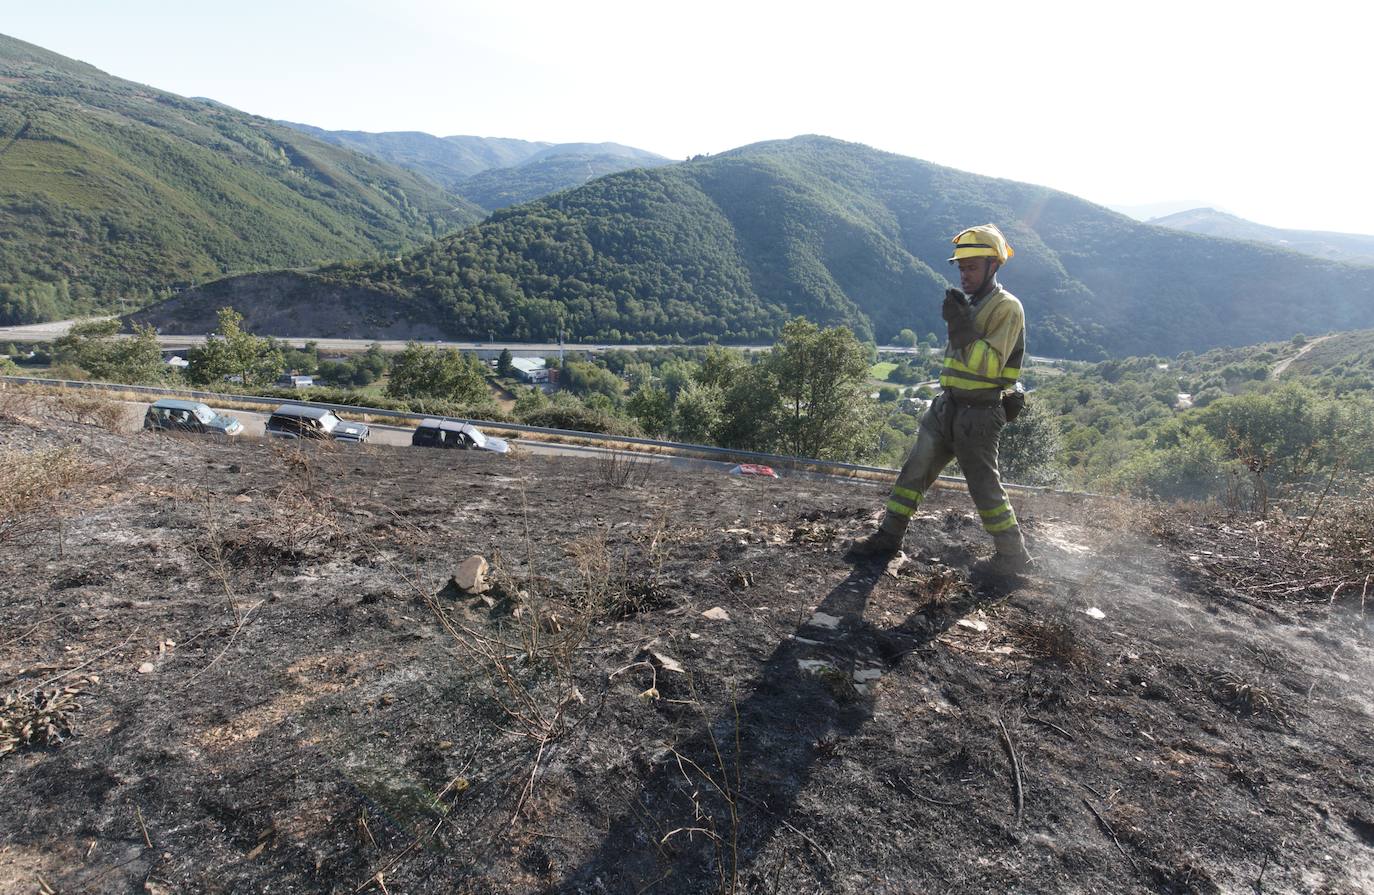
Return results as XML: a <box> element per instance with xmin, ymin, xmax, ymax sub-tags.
<box><xmin>1</xmin><ymin>400</ymin><xmax>1372</xmax><ymax>894</ymax></box>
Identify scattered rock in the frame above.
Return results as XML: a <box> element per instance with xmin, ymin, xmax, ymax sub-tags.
<box><xmin>1082</xmin><ymin>607</ymin><xmax>1106</xmax><ymax>620</ymax></box>
<box><xmin>701</xmin><ymin>607</ymin><xmax>731</xmax><ymax>622</ymax></box>
<box><xmin>232</xmin><ymin>495</ymin><xmax>252</xmax><ymax>504</ymax></box>
<box><xmin>452</xmin><ymin>556</ymin><xmax>490</xmax><ymax>594</ymax></box>
<box><xmin>137</xmin><ymin>662</ymin><xmax>155</xmax><ymax>674</ymax></box>
<box><xmin>956</xmin><ymin>618</ymin><xmax>989</xmax><ymax>633</ymax></box>
<box><xmin>648</xmin><ymin>650</ymin><xmax>684</xmax><ymax>673</ymax></box>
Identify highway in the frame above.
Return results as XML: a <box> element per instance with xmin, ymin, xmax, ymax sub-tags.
<box><xmin>0</xmin><ymin>318</ymin><xmax>1071</xmax><ymax>364</ymax></box>
<box><xmin>122</xmin><ymin>400</ymin><xmax>795</xmax><ymax>481</ymax></box>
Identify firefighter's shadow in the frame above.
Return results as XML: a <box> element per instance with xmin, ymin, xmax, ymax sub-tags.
<box><xmin>559</xmin><ymin>561</ymin><xmax>1013</xmax><ymax>892</ymax></box>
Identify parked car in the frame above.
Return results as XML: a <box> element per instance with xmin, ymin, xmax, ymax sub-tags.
<box><xmin>411</xmin><ymin>419</ymin><xmax>509</xmax><ymax>454</ymax></box>
<box><xmin>264</xmin><ymin>404</ymin><xmax>369</xmax><ymax>443</ymax></box>
<box><xmin>143</xmin><ymin>399</ymin><xmax>244</xmax><ymax>437</ymax></box>
<box><xmin>728</xmin><ymin>463</ymin><xmax>779</xmax><ymax>479</ymax></box>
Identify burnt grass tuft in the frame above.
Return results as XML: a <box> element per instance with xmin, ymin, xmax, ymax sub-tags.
<box><xmin>0</xmin><ymin>408</ymin><xmax>1372</xmax><ymax>893</ymax></box>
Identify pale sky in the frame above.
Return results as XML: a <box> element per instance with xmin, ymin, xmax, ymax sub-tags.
<box><xmin>6</xmin><ymin>0</ymin><xmax>1373</xmax><ymax>233</ymax></box>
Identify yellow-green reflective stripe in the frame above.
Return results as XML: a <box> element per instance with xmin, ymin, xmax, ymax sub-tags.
<box><xmin>978</xmin><ymin>501</ymin><xmax>1012</xmax><ymax>519</ymax></box>
<box><xmin>969</xmin><ymin>341</ymin><xmax>987</xmax><ymax>375</ymax></box>
<box><xmin>893</xmin><ymin>485</ymin><xmax>922</xmax><ymax>502</ymax></box>
<box><xmin>886</xmin><ymin>499</ymin><xmax>916</xmax><ymax>517</ymax></box>
<box><xmin>1002</xmin><ymin>367</ymin><xmax>1021</xmax><ymax>379</ymax></box>
<box><xmin>985</xmin><ymin>513</ymin><xmax>1019</xmax><ymax>533</ymax></box>
<box><xmin>941</xmin><ymin>360</ymin><xmax>1003</xmax><ymax>385</ymax></box>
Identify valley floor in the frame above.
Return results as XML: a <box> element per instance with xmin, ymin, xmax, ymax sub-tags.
<box><xmin>1</xmin><ymin>408</ymin><xmax>1371</xmax><ymax>894</ymax></box>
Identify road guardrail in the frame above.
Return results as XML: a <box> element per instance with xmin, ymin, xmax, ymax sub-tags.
<box><xmin>1</xmin><ymin>375</ymin><xmax>1063</xmax><ymax>494</ymax></box>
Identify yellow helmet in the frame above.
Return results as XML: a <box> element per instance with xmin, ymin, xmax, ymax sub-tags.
<box><xmin>948</xmin><ymin>224</ymin><xmax>1014</xmax><ymax>264</ymax></box>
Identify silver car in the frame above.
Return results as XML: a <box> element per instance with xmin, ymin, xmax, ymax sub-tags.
<box><xmin>144</xmin><ymin>399</ymin><xmax>244</xmax><ymax>436</ymax></box>
<box><xmin>265</xmin><ymin>404</ymin><xmax>370</xmax><ymax>443</ymax></box>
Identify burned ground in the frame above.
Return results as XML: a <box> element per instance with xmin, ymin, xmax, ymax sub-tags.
<box><xmin>1</xmin><ymin>408</ymin><xmax>1372</xmax><ymax>894</ymax></box>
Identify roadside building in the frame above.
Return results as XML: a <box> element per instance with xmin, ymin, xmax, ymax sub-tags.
<box><xmin>510</xmin><ymin>357</ymin><xmax>549</xmax><ymax>384</ymax></box>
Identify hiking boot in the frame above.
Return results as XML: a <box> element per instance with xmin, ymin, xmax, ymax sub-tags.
<box><xmin>846</xmin><ymin>527</ymin><xmax>904</xmax><ymax>559</ymax></box>
<box><xmin>974</xmin><ymin>550</ymin><xmax>1037</xmax><ymax>577</ymax></box>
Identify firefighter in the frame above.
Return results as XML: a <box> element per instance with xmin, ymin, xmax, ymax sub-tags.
<box><xmin>849</xmin><ymin>223</ymin><xmax>1035</xmax><ymax>574</ymax></box>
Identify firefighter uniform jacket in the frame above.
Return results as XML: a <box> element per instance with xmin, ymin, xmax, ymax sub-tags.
<box><xmin>939</xmin><ymin>285</ymin><xmax>1025</xmax><ymax>401</ymax></box>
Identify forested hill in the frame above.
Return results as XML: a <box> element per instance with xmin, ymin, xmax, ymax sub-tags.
<box><xmin>280</xmin><ymin>124</ymin><xmax>671</xmax><ymax>207</ymax></box>
<box><xmin>150</xmin><ymin>136</ymin><xmax>1374</xmax><ymax>359</ymax></box>
<box><xmin>454</xmin><ymin>149</ymin><xmax>674</xmax><ymax>211</ymax></box>
<box><xmin>0</xmin><ymin>33</ymin><xmax>484</xmax><ymax>325</ymax></box>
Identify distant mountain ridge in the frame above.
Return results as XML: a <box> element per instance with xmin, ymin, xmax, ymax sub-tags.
<box><xmin>0</xmin><ymin>32</ymin><xmax>482</xmax><ymax>324</ymax></box>
<box><xmin>142</xmin><ymin>136</ymin><xmax>1374</xmax><ymax>360</ymax></box>
<box><xmin>1148</xmin><ymin>208</ymin><xmax>1374</xmax><ymax>266</ymax></box>
<box><xmin>279</xmin><ymin>123</ymin><xmax>671</xmax><ymax>209</ymax></box>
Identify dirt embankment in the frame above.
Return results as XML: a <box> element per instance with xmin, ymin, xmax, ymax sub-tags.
<box><xmin>126</xmin><ymin>271</ymin><xmax>449</xmax><ymax>340</ymax></box>
<box><xmin>1</xmin><ymin>408</ymin><xmax>1372</xmax><ymax>894</ymax></box>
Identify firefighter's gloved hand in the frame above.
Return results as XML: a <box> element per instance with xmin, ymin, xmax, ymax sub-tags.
<box><xmin>943</xmin><ymin>289</ymin><xmax>978</xmax><ymax>348</ymax></box>
<box><xmin>941</xmin><ymin>288</ymin><xmax>970</xmax><ymax>323</ymax></box>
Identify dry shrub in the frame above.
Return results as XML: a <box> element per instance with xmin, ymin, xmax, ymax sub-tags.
<box><xmin>565</xmin><ymin>520</ymin><xmax>669</xmax><ymax>621</ymax></box>
<box><xmin>1208</xmin><ymin>670</ymin><xmax>1290</xmax><ymax>723</ymax></box>
<box><xmin>1</xmin><ymin>686</ymin><xmax>82</xmax><ymax>757</ymax></box>
<box><xmin>596</xmin><ymin>450</ymin><xmax>650</xmax><ymax>489</ymax></box>
<box><xmin>48</xmin><ymin>390</ymin><xmax>122</xmax><ymax>429</ymax></box>
<box><xmin>0</xmin><ymin>448</ymin><xmax>108</xmax><ymax>547</ymax></box>
<box><xmin>0</xmin><ymin>387</ymin><xmax>125</xmax><ymax>430</ymax></box>
<box><xmin>915</xmin><ymin>564</ymin><xmax>964</xmax><ymax>609</ymax></box>
<box><xmin>1302</xmin><ymin>479</ymin><xmax>1374</xmax><ymax>606</ymax></box>
<box><xmin>1010</xmin><ymin>615</ymin><xmax>1088</xmax><ymax>668</ymax></box>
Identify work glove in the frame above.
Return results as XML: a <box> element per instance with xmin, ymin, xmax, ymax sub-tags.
<box><xmin>942</xmin><ymin>288</ymin><xmax>978</xmax><ymax>349</ymax></box>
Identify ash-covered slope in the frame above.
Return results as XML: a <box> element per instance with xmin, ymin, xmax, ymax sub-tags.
<box><xmin>1</xmin><ymin>406</ymin><xmax>1371</xmax><ymax>893</ymax></box>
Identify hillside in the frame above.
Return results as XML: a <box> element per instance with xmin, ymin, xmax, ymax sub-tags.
<box><xmin>1149</xmin><ymin>208</ymin><xmax>1374</xmax><ymax>266</ymax></box>
<box><xmin>282</xmin><ymin>124</ymin><xmax>670</xmax><ymax>206</ymax></box>
<box><xmin>1279</xmin><ymin>328</ymin><xmax>1374</xmax><ymax>378</ymax></box>
<box><xmin>279</xmin><ymin>126</ymin><xmax>551</xmax><ymax>188</ymax></box>
<box><xmin>144</xmin><ymin>136</ymin><xmax>1374</xmax><ymax>359</ymax></box>
<box><xmin>2</xmin><ymin>394</ymin><xmax>1372</xmax><ymax>893</ymax></box>
<box><xmin>455</xmin><ymin>149</ymin><xmax>674</xmax><ymax>211</ymax></box>
<box><xmin>0</xmin><ymin>33</ymin><xmax>483</xmax><ymax>325</ymax></box>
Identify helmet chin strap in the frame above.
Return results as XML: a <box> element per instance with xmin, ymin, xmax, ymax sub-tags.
<box><xmin>971</xmin><ymin>260</ymin><xmax>1000</xmax><ymax>302</ymax></box>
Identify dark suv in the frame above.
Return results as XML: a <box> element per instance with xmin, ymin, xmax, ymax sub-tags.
<box><xmin>411</xmin><ymin>419</ymin><xmax>509</xmax><ymax>453</ymax></box>
<box><xmin>265</xmin><ymin>404</ymin><xmax>369</xmax><ymax>443</ymax></box>
<box><xmin>144</xmin><ymin>399</ymin><xmax>244</xmax><ymax>436</ymax></box>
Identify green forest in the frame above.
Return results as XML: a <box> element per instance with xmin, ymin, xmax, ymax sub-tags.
<box><xmin>260</xmin><ymin>136</ymin><xmax>1374</xmax><ymax>361</ymax></box>
<box><xmin>0</xmin><ymin>33</ymin><xmax>480</xmax><ymax>325</ymax></box>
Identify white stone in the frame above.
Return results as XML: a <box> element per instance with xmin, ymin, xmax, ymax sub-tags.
<box><xmin>453</xmin><ymin>556</ymin><xmax>490</xmax><ymax>593</ymax></box>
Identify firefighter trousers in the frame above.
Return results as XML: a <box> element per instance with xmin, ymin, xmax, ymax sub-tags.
<box><xmin>879</xmin><ymin>392</ymin><xmax>1026</xmax><ymax>556</ymax></box>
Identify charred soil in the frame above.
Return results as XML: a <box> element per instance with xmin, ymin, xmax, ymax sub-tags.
<box><xmin>1</xmin><ymin>410</ymin><xmax>1372</xmax><ymax>894</ymax></box>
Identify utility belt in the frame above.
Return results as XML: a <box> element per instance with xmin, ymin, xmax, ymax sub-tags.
<box><xmin>945</xmin><ymin>387</ymin><xmax>1026</xmax><ymax>421</ymax></box>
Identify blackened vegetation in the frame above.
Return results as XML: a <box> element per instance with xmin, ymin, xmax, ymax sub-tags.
<box><xmin>0</xmin><ymin>409</ymin><xmax>1372</xmax><ymax>893</ymax></box>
